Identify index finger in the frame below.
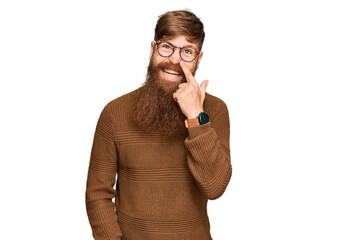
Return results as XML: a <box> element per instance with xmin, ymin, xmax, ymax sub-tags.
<box><xmin>180</xmin><ymin>61</ymin><xmax>197</xmax><ymax>85</ymax></box>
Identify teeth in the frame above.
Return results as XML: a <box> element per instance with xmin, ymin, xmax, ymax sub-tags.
<box><xmin>164</xmin><ymin>69</ymin><xmax>180</xmax><ymax>75</ymax></box>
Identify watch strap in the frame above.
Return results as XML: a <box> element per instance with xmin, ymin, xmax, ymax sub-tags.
<box><xmin>184</xmin><ymin>118</ymin><xmax>200</xmax><ymax>128</ymax></box>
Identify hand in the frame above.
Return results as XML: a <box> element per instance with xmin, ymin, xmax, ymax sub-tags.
<box><xmin>173</xmin><ymin>61</ymin><xmax>209</xmax><ymax>119</ymax></box>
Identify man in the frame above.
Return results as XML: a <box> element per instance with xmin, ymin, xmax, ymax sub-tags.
<box><xmin>86</xmin><ymin>10</ymin><xmax>232</xmax><ymax>240</ymax></box>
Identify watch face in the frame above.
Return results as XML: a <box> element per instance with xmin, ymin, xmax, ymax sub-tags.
<box><xmin>198</xmin><ymin>112</ymin><xmax>210</xmax><ymax>125</ymax></box>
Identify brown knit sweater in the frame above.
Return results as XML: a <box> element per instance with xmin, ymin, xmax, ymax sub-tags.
<box><xmin>86</xmin><ymin>87</ymin><xmax>232</xmax><ymax>240</ymax></box>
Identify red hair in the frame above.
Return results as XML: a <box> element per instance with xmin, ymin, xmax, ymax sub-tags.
<box><xmin>154</xmin><ymin>10</ymin><xmax>205</xmax><ymax>50</ymax></box>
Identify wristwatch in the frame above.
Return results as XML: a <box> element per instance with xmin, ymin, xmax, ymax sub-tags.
<box><xmin>184</xmin><ymin>112</ymin><xmax>210</xmax><ymax>128</ymax></box>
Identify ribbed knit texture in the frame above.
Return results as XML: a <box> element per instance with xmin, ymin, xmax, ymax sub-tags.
<box><xmin>86</xmin><ymin>87</ymin><xmax>232</xmax><ymax>240</ymax></box>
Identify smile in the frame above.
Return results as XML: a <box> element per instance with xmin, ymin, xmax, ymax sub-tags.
<box><xmin>163</xmin><ymin>68</ymin><xmax>181</xmax><ymax>75</ymax></box>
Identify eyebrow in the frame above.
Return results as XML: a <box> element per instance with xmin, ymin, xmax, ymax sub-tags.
<box><xmin>165</xmin><ymin>41</ymin><xmax>197</xmax><ymax>49</ymax></box>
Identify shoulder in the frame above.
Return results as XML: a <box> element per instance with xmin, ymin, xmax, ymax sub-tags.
<box><xmin>103</xmin><ymin>87</ymin><xmax>143</xmax><ymax>113</ymax></box>
<box><xmin>97</xmin><ymin>87</ymin><xmax>144</xmax><ymax>130</ymax></box>
<box><xmin>204</xmin><ymin>93</ymin><xmax>230</xmax><ymax>127</ymax></box>
<box><xmin>204</xmin><ymin>92</ymin><xmax>228</xmax><ymax>112</ymax></box>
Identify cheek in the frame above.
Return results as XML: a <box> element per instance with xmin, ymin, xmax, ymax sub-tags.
<box><xmin>185</xmin><ymin>63</ymin><xmax>197</xmax><ymax>74</ymax></box>
<box><xmin>152</xmin><ymin>55</ymin><xmax>167</xmax><ymax>67</ymax></box>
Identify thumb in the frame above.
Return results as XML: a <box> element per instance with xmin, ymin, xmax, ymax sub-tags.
<box><xmin>200</xmin><ymin>80</ymin><xmax>209</xmax><ymax>95</ymax></box>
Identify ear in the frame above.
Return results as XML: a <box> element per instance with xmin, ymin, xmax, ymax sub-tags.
<box><xmin>196</xmin><ymin>51</ymin><xmax>203</xmax><ymax>68</ymax></box>
<box><xmin>150</xmin><ymin>41</ymin><xmax>155</xmax><ymax>57</ymax></box>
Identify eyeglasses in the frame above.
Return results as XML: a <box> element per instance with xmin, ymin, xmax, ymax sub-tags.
<box><xmin>154</xmin><ymin>41</ymin><xmax>200</xmax><ymax>62</ymax></box>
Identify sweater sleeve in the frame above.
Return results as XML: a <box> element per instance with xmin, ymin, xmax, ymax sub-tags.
<box><xmin>85</xmin><ymin>105</ymin><xmax>122</xmax><ymax>240</ymax></box>
<box><xmin>184</xmin><ymin>100</ymin><xmax>232</xmax><ymax>200</ymax></box>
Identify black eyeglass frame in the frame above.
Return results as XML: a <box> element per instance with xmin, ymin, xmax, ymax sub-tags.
<box><xmin>154</xmin><ymin>41</ymin><xmax>200</xmax><ymax>62</ymax></box>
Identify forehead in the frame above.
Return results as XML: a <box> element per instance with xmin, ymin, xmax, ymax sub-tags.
<box><xmin>161</xmin><ymin>35</ymin><xmax>198</xmax><ymax>49</ymax></box>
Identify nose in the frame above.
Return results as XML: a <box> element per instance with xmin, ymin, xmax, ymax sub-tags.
<box><xmin>169</xmin><ymin>48</ymin><xmax>182</xmax><ymax>64</ymax></box>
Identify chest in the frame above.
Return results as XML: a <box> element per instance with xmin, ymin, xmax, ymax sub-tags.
<box><xmin>115</xmin><ymin>130</ymin><xmax>188</xmax><ymax>170</ymax></box>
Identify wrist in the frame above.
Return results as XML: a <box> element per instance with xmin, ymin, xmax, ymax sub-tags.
<box><xmin>184</xmin><ymin>111</ymin><xmax>209</xmax><ymax>128</ymax></box>
<box><xmin>186</xmin><ymin>110</ymin><xmax>203</xmax><ymax>119</ymax></box>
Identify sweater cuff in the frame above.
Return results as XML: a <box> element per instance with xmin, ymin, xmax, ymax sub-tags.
<box><xmin>187</xmin><ymin>122</ymin><xmax>211</xmax><ymax>140</ymax></box>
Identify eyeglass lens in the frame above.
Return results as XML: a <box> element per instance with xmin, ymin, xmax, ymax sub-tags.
<box><xmin>157</xmin><ymin>42</ymin><xmax>197</xmax><ymax>62</ymax></box>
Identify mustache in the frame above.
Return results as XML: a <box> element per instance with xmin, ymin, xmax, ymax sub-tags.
<box><xmin>156</xmin><ymin>61</ymin><xmax>184</xmax><ymax>75</ymax></box>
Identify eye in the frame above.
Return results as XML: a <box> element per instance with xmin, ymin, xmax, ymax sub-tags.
<box><xmin>161</xmin><ymin>43</ymin><xmax>172</xmax><ymax>50</ymax></box>
<box><xmin>183</xmin><ymin>48</ymin><xmax>194</xmax><ymax>55</ymax></box>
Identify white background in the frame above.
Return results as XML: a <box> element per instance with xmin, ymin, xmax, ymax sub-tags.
<box><xmin>0</xmin><ymin>0</ymin><xmax>360</xmax><ymax>239</ymax></box>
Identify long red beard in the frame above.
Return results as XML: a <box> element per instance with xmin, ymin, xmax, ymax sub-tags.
<box><xmin>132</xmin><ymin>60</ymin><xmax>189</xmax><ymax>137</ymax></box>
